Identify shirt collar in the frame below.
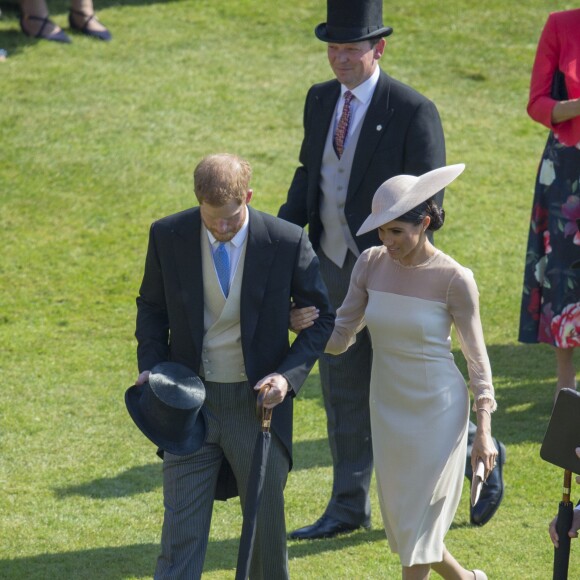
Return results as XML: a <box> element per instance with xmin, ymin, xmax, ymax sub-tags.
<box><xmin>206</xmin><ymin>205</ymin><xmax>250</xmax><ymax>248</ymax></box>
<box><xmin>342</xmin><ymin>66</ymin><xmax>380</xmax><ymax>106</ymax></box>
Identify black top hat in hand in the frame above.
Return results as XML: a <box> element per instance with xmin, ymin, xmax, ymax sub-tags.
<box><xmin>315</xmin><ymin>0</ymin><xmax>393</xmax><ymax>43</ymax></box>
<box><xmin>125</xmin><ymin>362</ymin><xmax>206</xmax><ymax>456</ymax></box>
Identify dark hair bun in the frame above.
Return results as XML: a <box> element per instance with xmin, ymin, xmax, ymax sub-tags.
<box><xmin>426</xmin><ymin>200</ymin><xmax>445</xmax><ymax>231</ymax></box>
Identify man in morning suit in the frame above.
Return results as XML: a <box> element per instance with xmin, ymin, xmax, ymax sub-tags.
<box><xmin>280</xmin><ymin>0</ymin><xmax>505</xmax><ymax>539</ymax></box>
<box><xmin>135</xmin><ymin>153</ymin><xmax>334</xmax><ymax>578</ymax></box>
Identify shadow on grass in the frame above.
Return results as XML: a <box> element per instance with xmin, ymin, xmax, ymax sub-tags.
<box><xmin>0</xmin><ymin>544</ymin><xmax>160</xmax><ymax>580</ymax></box>
<box><xmin>459</xmin><ymin>343</ymin><xmax>557</xmax><ymax>447</ymax></box>
<box><xmin>54</xmin><ymin>343</ymin><xmax>558</xmax><ymax>504</ymax></box>
<box><xmin>54</xmin><ymin>438</ymin><xmax>332</xmax><ymax>499</ymax></box>
<box><xmin>0</xmin><ymin>531</ymin><xmax>387</xmax><ymax>579</ymax></box>
<box><xmin>54</xmin><ymin>462</ymin><xmax>162</xmax><ymax>498</ymax></box>
<box><xmin>0</xmin><ymin>0</ymin><xmax>179</xmax><ymax>57</ymax></box>
<box><xmin>303</xmin><ymin>342</ymin><xmax>557</xmax><ymax>448</ymax></box>
<box><xmin>287</xmin><ymin>528</ymin><xmax>386</xmax><ymax>557</ymax></box>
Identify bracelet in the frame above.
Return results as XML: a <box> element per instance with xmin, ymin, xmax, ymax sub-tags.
<box><xmin>477</xmin><ymin>407</ymin><xmax>492</xmax><ymax>419</ymax></box>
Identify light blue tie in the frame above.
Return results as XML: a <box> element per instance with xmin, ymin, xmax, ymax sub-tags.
<box><xmin>214</xmin><ymin>242</ymin><xmax>230</xmax><ymax>297</ymax></box>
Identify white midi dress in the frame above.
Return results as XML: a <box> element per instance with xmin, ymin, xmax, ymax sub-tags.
<box><xmin>326</xmin><ymin>247</ymin><xmax>496</xmax><ymax>566</ymax></box>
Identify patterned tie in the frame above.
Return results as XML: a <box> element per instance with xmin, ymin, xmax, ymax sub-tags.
<box><xmin>213</xmin><ymin>242</ymin><xmax>230</xmax><ymax>297</ymax></box>
<box><xmin>334</xmin><ymin>90</ymin><xmax>354</xmax><ymax>158</ymax></box>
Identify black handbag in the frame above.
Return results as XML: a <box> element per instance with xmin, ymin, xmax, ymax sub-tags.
<box><xmin>551</xmin><ymin>69</ymin><xmax>569</xmax><ymax>101</ymax></box>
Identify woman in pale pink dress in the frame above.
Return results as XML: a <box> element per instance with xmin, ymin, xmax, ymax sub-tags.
<box><xmin>297</xmin><ymin>165</ymin><xmax>498</xmax><ymax>580</ymax></box>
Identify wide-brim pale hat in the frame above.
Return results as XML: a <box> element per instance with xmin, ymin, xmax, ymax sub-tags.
<box><xmin>356</xmin><ymin>164</ymin><xmax>466</xmax><ymax>236</ymax></box>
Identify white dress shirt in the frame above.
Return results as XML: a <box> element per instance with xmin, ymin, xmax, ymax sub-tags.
<box><xmin>206</xmin><ymin>208</ymin><xmax>249</xmax><ymax>287</ymax></box>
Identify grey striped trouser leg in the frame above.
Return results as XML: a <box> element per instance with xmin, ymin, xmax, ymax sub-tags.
<box><xmin>155</xmin><ymin>381</ymin><xmax>289</xmax><ymax>580</ymax></box>
<box><xmin>317</xmin><ymin>249</ymin><xmax>373</xmax><ymax>527</ymax></box>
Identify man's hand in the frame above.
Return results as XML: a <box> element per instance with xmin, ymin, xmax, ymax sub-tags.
<box><xmin>549</xmin><ymin>509</ymin><xmax>580</xmax><ymax>548</ymax></box>
<box><xmin>289</xmin><ymin>303</ymin><xmax>319</xmax><ymax>333</ymax></box>
<box><xmin>135</xmin><ymin>371</ymin><xmax>150</xmax><ymax>385</ymax></box>
<box><xmin>548</xmin><ymin>447</ymin><xmax>580</xmax><ymax>547</ymax></box>
<box><xmin>254</xmin><ymin>373</ymin><xmax>289</xmax><ymax>409</ymax></box>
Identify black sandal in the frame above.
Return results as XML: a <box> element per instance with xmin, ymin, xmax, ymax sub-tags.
<box><xmin>20</xmin><ymin>14</ymin><xmax>71</xmax><ymax>43</ymax></box>
<box><xmin>69</xmin><ymin>9</ymin><xmax>111</xmax><ymax>41</ymax></box>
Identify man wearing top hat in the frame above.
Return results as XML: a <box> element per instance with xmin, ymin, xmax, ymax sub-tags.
<box><xmin>134</xmin><ymin>153</ymin><xmax>334</xmax><ymax>578</ymax></box>
<box><xmin>280</xmin><ymin>0</ymin><xmax>505</xmax><ymax>539</ymax></box>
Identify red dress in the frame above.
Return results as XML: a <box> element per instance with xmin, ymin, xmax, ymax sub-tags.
<box><xmin>527</xmin><ymin>9</ymin><xmax>580</xmax><ymax>147</ymax></box>
<box><xmin>519</xmin><ymin>10</ymin><xmax>580</xmax><ymax>348</ymax></box>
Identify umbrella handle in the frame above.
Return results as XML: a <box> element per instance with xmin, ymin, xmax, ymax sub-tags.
<box><xmin>563</xmin><ymin>470</ymin><xmax>572</xmax><ymax>503</ymax></box>
<box><xmin>256</xmin><ymin>384</ymin><xmax>273</xmax><ymax>432</ymax></box>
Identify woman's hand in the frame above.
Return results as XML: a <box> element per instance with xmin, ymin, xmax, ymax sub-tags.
<box><xmin>471</xmin><ymin>429</ymin><xmax>498</xmax><ymax>481</ymax></box>
<box><xmin>289</xmin><ymin>303</ymin><xmax>319</xmax><ymax>333</ymax></box>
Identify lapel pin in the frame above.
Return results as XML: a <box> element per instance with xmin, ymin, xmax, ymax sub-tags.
<box><xmin>376</xmin><ymin>125</ymin><xmax>383</xmax><ymax>131</ymax></box>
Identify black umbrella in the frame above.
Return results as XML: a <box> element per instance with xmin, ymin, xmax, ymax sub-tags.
<box><xmin>553</xmin><ymin>470</ymin><xmax>574</xmax><ymax>580</ymax></box>
<box><xmin>235</xmin><ymin>384</ymin><xmax>273</xmax><ymax>580</ymax></box>
<box><xmin>540</xmin><ymin>388</ymin><xmax>580</xmax><ymax>580</ymax></box>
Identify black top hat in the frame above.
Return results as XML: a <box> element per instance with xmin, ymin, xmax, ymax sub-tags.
<box><xmin>315</xmin><ymin>0</ymin><xmax>393</xmax><ymax>43</ymax></box>
<box><xmin>125</xmin><ymin>362</ymin><xmax>206</xmax><ymax>456</ymax></box>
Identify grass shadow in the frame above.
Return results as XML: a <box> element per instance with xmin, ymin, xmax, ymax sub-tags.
<box><xmin>292</xmin><ymin>437</ymin><xmax>332</xmax><ymax>470</ymax></box>
<box><xmin>456</xmin><ymin>343</ymin><xmax>557</xmax><ymax>447</ymax></box>
<box><xmin>0</xmin><ymin>543</ymin><xmax>160</xmax><ymax>580</ymax></box>
<box><xmin>0</xmin><ymin>531</ymin><xmax>388</xmax><ymax>579</ymax></box>
<box><xmin>287</xmin><ymin>528</ymin><xmax>386</xmax><ymax>558</ymax></box>
<box><xmin>0</xmin><ymin>0</ymin><xmax>180</xmax><ymax>56</ymax></box>
<box><xmin>53</xmin><ymin>437</ymin><xmax>332</xmax><ymax>501</ymax></box>
<box><xmin>54</xmin><ymin>462</ymin><xmax>162</xmax><ymax>499</ymax></box>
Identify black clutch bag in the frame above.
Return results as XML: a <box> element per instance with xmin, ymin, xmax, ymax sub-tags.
<box><xmin>551</xmin><ymin>70</ymin><xmax>568</xmax><ymax>101</ymax></box>
<box><xmin>540</xmin><ymin>388</ymin><xmax>580</xmax><ymax>474</ymax></box>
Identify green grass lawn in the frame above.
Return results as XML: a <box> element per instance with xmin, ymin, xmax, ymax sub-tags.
<box><xmin>1</xmin><ymin>0</ymin><xmax>579</xmax><ymax>577</ymax></box>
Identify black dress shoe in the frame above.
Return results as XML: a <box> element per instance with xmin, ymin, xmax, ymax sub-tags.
<box><xmin>289</xmin><ymin>515</ymin><xmax>368</xmax><ymax>540</ymax></box>
<box><xmin>471</xmin><ymin>439</ymin><xmax>506</xmax><ymax>526</ymax></box>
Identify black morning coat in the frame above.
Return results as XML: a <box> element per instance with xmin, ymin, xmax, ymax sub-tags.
<box><xmin>136</xmin><ymin>206</ymin><xmax>335</xmax><ymax>500</ymax></box>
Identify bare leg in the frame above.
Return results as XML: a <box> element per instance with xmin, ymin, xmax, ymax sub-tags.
<box><xmin>20</xmin><ymin>0</ymin><xmax>64</xmax><ymax>37</ymax></box>
<box><xmin>69</xmin><ymin>0</ymin><xmax>107</xmax><ymax>33</ymax></box>
<box><xmin>554</xmin><ymin>346</ymin><xmax>577</xmax><ymax>401</ymax></box>
<box><xmin>402</xmin><ymin>564</ymin><xmax>431</xmax><ymax>580</ymax></box>
<box><xmin>430</xmin><ymin>547</ymin><xmax>477</xmax><ymax>579</ymax></box>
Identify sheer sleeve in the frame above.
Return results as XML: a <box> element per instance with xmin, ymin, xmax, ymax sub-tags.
<box><xmin>325</xmin><ymin>251</ymin><xmax>370</xmax><ymax>355</ymax></box>
<box><xmin>448</xmin><ymin>268</ymin><xmax>497</xmax><ymax>412</ymax></box>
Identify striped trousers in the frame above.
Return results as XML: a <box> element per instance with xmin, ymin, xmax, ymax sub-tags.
<box><xmin>155</xmin><ymin>381</ymin><xmax>290</xmax><ymax>580</ymax></box>
<box><xmin>317</xmin><ymin>249</ymin><xmax>374</xmax><ymax>527</ymax></box>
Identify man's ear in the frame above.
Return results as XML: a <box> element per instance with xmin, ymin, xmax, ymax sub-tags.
<box><xmin>374</xmin><ymin>38</ymin><xmax>386</xmax><ymax>60</ymax></box>
<box><xmin>246</xmin><ymin>189</ymin><xmax>253</xmax><ymax>204</ymax></box>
